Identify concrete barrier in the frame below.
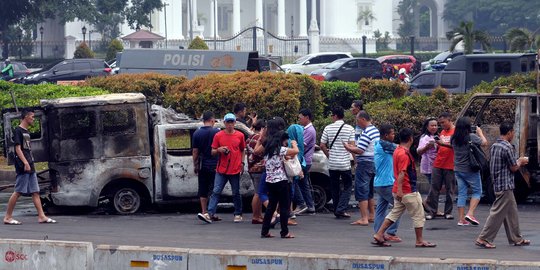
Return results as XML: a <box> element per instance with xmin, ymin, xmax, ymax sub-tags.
<box><xmin>391</xmin><ymin>257</ymin><xmax>498</xmax><ymax>270</ymax></box>
<box><xmin>188</xmin><ymin>249</ymin><xmax>289</xmax><ymax>270</ymax></box>
<box><xmin>0</xmin><ymin>238</ymin><xmax>93</xmax><ymax>270</ymax></box>
<box><xmin>94</xmin><ymin>245</ymin><xmax>188</xmax><ymax>270</ymax></box>
<box><xmin>288</xmin><ymin>253</ymin><xmax>392</xmax><ymax>270</ymax></box>
<box><xmin>497</xmin><ymin>261</ymin><xmax>540</xmax><ymax>270</ymax></box>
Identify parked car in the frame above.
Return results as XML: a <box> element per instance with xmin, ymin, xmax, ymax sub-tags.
<box><xmin>421</xmin><ymin>50</ymin><xmax>485</xmax><ymax>71</ymax></box>
<box><xmin>23</xmin><ymin>59</ymin><xmax>112</xmax><ymax>84</ymax></box>
<box><xmin>377</xmin><ymin>55</ymin><xmax>417</xmax><ymax>74</ymax></box>
<box><xmin>0</xmin><ymin>61</ymin><xmax>31</xmax><ymax>79</ymax></box>
<box><xmin>310</xmin><ymin>57</ymin><xmax>382</xmax><ymax>82</ymax></box>
<box><xmin>281</xmin><ymin>52</ymin><xmax>352</xmax><ymax>75</ymax></box>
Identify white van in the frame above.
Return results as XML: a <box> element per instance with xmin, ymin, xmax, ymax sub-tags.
<box><xmin>281</xmin><ymin>52</ymin><xmax>352</xmax><ymax>75</ymax></box>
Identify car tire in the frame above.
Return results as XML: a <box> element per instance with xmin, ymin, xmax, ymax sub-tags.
<box><xmin>37</xmin><ymin>79</ymin><xmax>49</xmax><ymax>85</ymax></box>
<box><xmin>112</xmin><ymin>186</ymin><xmax>142</xmax><ymax>215</ymax></box>
<box><xmin>310</xmin><ymin>172</ymin><xmax>331</xmax><ymax>211</ymax></box>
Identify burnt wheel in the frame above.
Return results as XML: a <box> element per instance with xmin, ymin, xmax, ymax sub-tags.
<box><xmin>112</xmin><ymin>187</ymin><xmax>141</xmax><ymax>214</ymax></box>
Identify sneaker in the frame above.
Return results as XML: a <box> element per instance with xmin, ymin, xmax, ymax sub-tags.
<box><xmin>233</xmin><ymin>215</ymin><xmax>243</xmax><ymax>223</ymax></box>
<box><xmin>197</xmin><ymin>213</ymin><xmax>212</xmax><ymax>224</ymax></box>
<box><xmin>465</xmin><ymin>215</ymin><xmax>480</xmax><ymax>226</ymax></box>
<box><xmin>294</xmin><ymin>206</ymin><xmax>308</xmax><ymax>215</ymax></box>
<box><xmin>425</xmin><ymin>214</ymin><xmax>433</xmax><ymax>220</ymax></box>
<box><xmin>290</xmin><ymin>214</ymin><xmax>297</xmax><ymax>220</ymax></box>
<box><xmin>211</xmin><ymin>215</ymin><xmax>222</xmax><ymax>222</ymax></box>
<box><xmin>457</xmin><ymin>220</ymin><xmax>471</xmax><ymax>226</ymax></box>
<box><xmin>445</xmin><ymin>214</ymin><xmax>454</xmax><ymax>220</ymax></box>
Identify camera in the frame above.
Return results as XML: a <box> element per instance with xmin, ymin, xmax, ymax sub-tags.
<box><xmin>223</xmin><ymin>148</ymin><xmax>230</xmax><ymax>155</ymax></box>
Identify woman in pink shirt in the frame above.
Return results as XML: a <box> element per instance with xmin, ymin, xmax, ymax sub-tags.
<box><xmin>417</xmin><ymin>118</ymin><xmax>438</xmax><ymax>183</ymax></box>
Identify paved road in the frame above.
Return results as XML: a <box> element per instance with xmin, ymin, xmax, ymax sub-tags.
<box><xmin>0</xmin><ymin>195</ymin><xmax>539</xmax><ymax>262</ymax></box>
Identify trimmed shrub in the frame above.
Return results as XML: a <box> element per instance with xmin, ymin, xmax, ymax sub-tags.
<box><xmin>358</xmin><ymin>78</ymin><xmax>408</xmax><ymax>104</ymax></box>
<box><xmin>470</xmin><ymin>72</ymin><xmax>537</xmax><ymax>94</ymax></box>
<box><xmin>74</xmin><ymin>42</ymin><xmax>95</xmax><ymax>59</ymax></box>
<box><xmin>0</xmin><ymin>80</ymin><xmax>107</xmax><ymax>109</ymax></box>
<box><xmin>320</xmin><ymin>81</ymin><xmax>359</xmax><ymax>113</ymax></box>
<box><xmin>83</xmin><ymin>73</ymin><xmax>187</xmax><ymax>105</ymax></box>
<box><xmin>188</xmin><ymin>36</ymin><xmax>209</xmax><ymax>50</ymax></box>
<box><xmin>166</xmin><ymin>72</ymin><xmax>323</xmax><ymax>124</ymax></box>
<box><xmin>106</xmin><ymin>39</ymin><xmax>124</xmax><ymax>62</ymax></box>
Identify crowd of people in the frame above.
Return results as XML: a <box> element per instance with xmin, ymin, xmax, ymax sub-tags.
<box><xmin>192</xmin><ymin>101</ymin><xmax>532</xmax><ymax>248</ymax></box>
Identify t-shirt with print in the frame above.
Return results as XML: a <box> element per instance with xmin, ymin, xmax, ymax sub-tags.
<box><xmin>392</xmin><ymin>145</ymin><xmax>417</xmax><ymax>194</ymax></box>
<box><xmin>374</xmin><ymin>140</ymin><xmax>396</xmax><ymax>187</ymax></box>
<box><xmin>246</xmin><ymin>133</ymin><xmax>264</xmax><ymax>173</ymax></box>
<box><xmin>433</xmin><ymin>128</ymin><xmax>455</xmax><ymax>170</ymax></box>
<box><xmin>211</xmin><ymin>130</ymin><xmax>246</xmax><ymax>175</ymax></box>
<box><xmin>320</xmin><ymin>120</ymin><xmax>355</xmax><ymax>170</ymax></box>
<box><xmin>192</xmin><ymin>126</ymin><xmax>219</xmax><ymax>169</ymax></box>
<box><xmin>417</xmin><ymin>134</ymin><xmax>437</xmax><ymax>174</ymax></box>
<box><xmin>452</xmin><ymin>133</ymin><xmax>482</xmax><ymax>172</ymax></box>
<box><xmin>265</xmin><ymin>146</ymin><xmax>288</xmax><ymax>183</ymax></box>
<box><xmin>356</xmin><ymin>124</ymin><xmax>380</xmax><ymax>162</ymax></box>
<box><xmin>13</xmin><ymin>126</ymin><xmax>35</xmax><ymax>174</ymax></box>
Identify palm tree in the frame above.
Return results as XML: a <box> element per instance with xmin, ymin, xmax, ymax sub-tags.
<box><xmin>357</xmin><ymin>9</ymin><xmax>376</xmax><ymax>27</ymax></box>
<box><xmin>505</xmin><ymin>27</ymin><xmax>540</xmax><ymax>52</ymax></box>
<box><xmin>446</xmin><ymin>21</ymin><xmax>491</xmax><ymax>54</ymax></box>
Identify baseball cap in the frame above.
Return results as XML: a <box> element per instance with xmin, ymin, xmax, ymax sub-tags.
<box><xmin>224</xmin><ymin>113</ymin><xmax>236</xmax><ymax>122</ymax></box>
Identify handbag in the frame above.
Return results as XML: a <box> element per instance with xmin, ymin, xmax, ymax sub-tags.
<box><xmin>469</xmin><ymin>141</ymin><xmax>487</xmax><ymax>171</ymax></box>
<box><xmin>283</xmin><ymin>155</ymin><xmax>302</xmax><ymax>177</ymax></box>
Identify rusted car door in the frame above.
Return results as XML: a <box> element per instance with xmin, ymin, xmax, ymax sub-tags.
<box><xmin>3</xmin><ymin>109</ymin><xmax>49</xmax><ymax>164</ymax></box>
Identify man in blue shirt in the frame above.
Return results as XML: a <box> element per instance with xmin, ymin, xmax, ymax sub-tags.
<box><xmin>373</xmin><ymin>124</ymin><xmax>401</xmax><ymax>242</ymax></box>
<box><xmin>193</xmin><ymin>111</ymin><xmax>220</xmax><ymax>221</ymax></box>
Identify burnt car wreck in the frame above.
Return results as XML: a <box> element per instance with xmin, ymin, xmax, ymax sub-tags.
<box><xmin>3</xmin><ymin>93</ymin><xmax>331</xmax><ymax>214</ymax></box>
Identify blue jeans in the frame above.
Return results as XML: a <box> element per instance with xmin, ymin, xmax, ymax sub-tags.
<box><xmin>374</xmin><ymin>186</ymin><xmax>400</xmax><ymax>235</ymax></box>
<box><xmin>355</xmin><ymin>160</ymin><xmax>375</xmax><ymax>201</ymax></box>
<box><xmin>294</xmin><ymin>165</ymin><xmax>315</xmax><ymax>210</ymax></box>
<box><xmin>207</xmin><ymin>173</ymin><xmax>242</xmax><ymax>216</ymax></box>
<box><xmin>424</xmin><ymin>173</ymin><xmax>432</xmax><ymax>184</ymax></box>
<box><xmin>455</xmin><ymin>171</ymin><xmax>482</xmax><ymax>208</ymax></box>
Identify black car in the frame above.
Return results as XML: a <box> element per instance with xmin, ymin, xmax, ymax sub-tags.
<box><xmin>310</xmin><ymin>58</ymin><xmax>383</xmax><ymax>82</ymax></box>
<box><xmin>0</xmin><ymin>61</ymin><xmax>30</xmax><ymax>80</ymax></box>
<box><xmin>23</xmin><ymin>59</ymin><xmax>111</xmax><ymax>84</ymax></box>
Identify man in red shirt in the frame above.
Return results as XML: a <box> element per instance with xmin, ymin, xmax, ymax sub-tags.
<box><xmin>198</xmin><ymin>113</ymin><xmax>246</xmax><ymax>224</ymax></box>
<box><xmin>372</xmin><ymin>128</ymin><xmax>436</xmax><ymax>248</ymax></box>
<box><xmin>424</xmin><ymin>112</ymin><xmax>455</xmax><ymax>220</ymax></box>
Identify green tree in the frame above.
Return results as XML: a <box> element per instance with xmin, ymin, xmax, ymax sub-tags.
<box><xmin>74</xmin><ymin>42</ymin><xmax>95</xmax><ymax>58</ymax></box>
<box><xmin>125</xmin><ymin>0</ymin><xmax>163</xmax><ymax>30</ymax></box>
<box><xmin>105</xmin><ymin>39</ymin><xmax>124</xmax><ymax>61</ymax></box>
<box><xmin>373</xmin><ymin>30</ymin><xmax>390</xmax><ymax>51</ymax></box>
<box><xmin>443</xmin><ymin>0</ymin><xmax>540</xmax><ymax>36</ymax></box>
<box><xmin>357</xmin><ymin>9</ymin><xmax>376</xmax><ymax>27</ymax></box>
<box><xmin>505</xmin><ymin>28</ymin><xmax>540</xmax><ymax>52</ymax></box>
<box><xmin>188</xmin><ymin>36</ymin><xmax>209</xmax><ymax>50</ymax></box>
<box><xmin>446</xmin><ymin>21</ymin><xmax>491</xmax><ymax>54</ymax></box>
<box><xmin>0</xmin><ymin>1</ymin><xmax>35</xmax><ymax>59</ymax></box>
<box><xmin>397</xmin><ymin>0</ymin><xmax>417</xmax><ymax>38</ymax></box>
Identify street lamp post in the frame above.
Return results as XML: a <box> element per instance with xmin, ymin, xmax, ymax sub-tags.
<box><xmin>213</xmin><ymin>0</ymin><xmax>217</xmax><ymax>50</ymax></box>
<box><xmin>163</xmin><ymin>2</ymin><xmax>169</xmax><ymax>48</ymax></box>
<box><xmin>39</xmin><ymin>26</ymin><xmax>44</xmax><ymax>59</ymax></box>
<box><xmin>82</xmin><ymin>26</ymin><xmax>87</xmax><ymax>43</ymax></box>
<box><xmin>18</xmin><ymin>34</ymin><xmax>22</xmax><ymax>59</ymax></box>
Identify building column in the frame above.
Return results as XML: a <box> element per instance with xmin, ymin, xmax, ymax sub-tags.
<box><xmin>298</xmin><ymin>0</ymin><xmax>307</xmax><ymax>37</ymax></box>
<box><xmin>209</xmin><ymin>0</ymin><xmax>219</xmax><ymax>38</ymax></box>
<box><xmin>191</xmin><ymin>0</ymin><xmax>204</xmax><ymax>38</ymax></box>
<box><xmin>256</xmin><ymin>0</ymin><xmax>263</xmax><ymax>28</ymax></box>
<box><xmin>172</xmin><ymin>0</ymin><xmax>184</xmax><ymax>39</ymax></box>
<box><xmin>319</xmin><ymin>0</ymin><xmax>325</xmax><ymax>36</ymax></box>
<box><xmin>277</xmin><ymin>0</ymin><xmax>286</xmax><ymax>36</ymax></box>
<box><xmin>232</xmin><ymin>0</ymin><xmax>241</xmax><ymax>35</ymax></box>
<box><xmin>308</xmin><ymin>0</ymin><xmax>319</xmax><ymax>53</ymax></box>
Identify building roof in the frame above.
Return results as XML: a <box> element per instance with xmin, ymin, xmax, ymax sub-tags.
<box><xmin>121</xmin><ymin>29</ymin><xmax>165</xmax><ymax>41</ymax></box>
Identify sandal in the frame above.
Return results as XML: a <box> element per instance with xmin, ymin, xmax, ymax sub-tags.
<box><xmin>371</xmin><ymin>236</ymin><xmax>391</xmax><ymax>247</ymax></box>
<box><xmin>4</xmin><ymin>219</ymin><xmax>22</xmax><ymax>225</ymax></box>
<box><xmin>281</xmin><ymin>233</ymin><xmax>295</xmax><ymax>239</ymax></box>
<box><xmin>415</xmin><ymin>242</ymin><xmax>437</xmax><ymax>248</ymax></box>
<box><xmin>475</xmin><ymin>240</ymin><xmax>496</xmax><ymax>249</ymax></box>
<box><xmin>514</xmin><ymin>239</ymin><xmax>531</xmax><ymax>246</ymax></box>
<box><xmin>261</xmin><ymin>233</ymin><xmax>275</xmax><ymax>238</ymax></box>
<box><xmin>384</xmin><ymin>234</ymin><xmax>402</xmax><ymax>242</ymax></box>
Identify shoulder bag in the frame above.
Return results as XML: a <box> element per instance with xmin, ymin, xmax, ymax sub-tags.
<box><xmin>283</xmin><ymin>155</ymin><xmax>302</xmax><ymax>177</ymax></box>
<box><xmin>328</xmin><ymin>123</ymin><xmax>346</xmax><ymax>149</ymax></box>
<box><xmin>469</xmin><ymin>141</ymin><xmax>487</xmax><ymax>171</ymax></box>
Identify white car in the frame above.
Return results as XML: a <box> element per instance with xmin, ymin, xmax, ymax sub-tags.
<box><xmin>281</xmin><ymin>52</ymin><xmax>352</xmax><ymax>75</ymax></box>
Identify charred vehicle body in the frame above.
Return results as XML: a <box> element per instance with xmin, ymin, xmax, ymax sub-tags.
<box><xmin>3</xmin><ymin>93</ymin><xmax>331</xmax><ymax>214</ymax></box>
<box><xmin>457</xmin><ymin>91</ymin><xmax>540</xmax><ymax>202</ymax></box>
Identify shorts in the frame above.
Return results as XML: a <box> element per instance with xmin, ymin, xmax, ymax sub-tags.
<box><xmin>355</xmin><ymin>160</ymin><xmax>375</xmax><ymax>201</ymax></box>
<box><xmin>198</xmin><ymin>167</ymin><xmax>216</xmax><ymax>198</ymax></box>
<box><xmin>15</xmin><ymin>173</ymin><xmax>39</xmax><ymax>195</ymax></box>
<box><xmin>386</xmin><ymin>192</ymin><xmax>425</xmax><ymax>228</ymax></box>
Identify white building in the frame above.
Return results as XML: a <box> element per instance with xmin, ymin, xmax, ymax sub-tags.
<box><xmin>41</xmin><ymin>0</ymin><xmax>451</xmax><ymax>58</ymax></box>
